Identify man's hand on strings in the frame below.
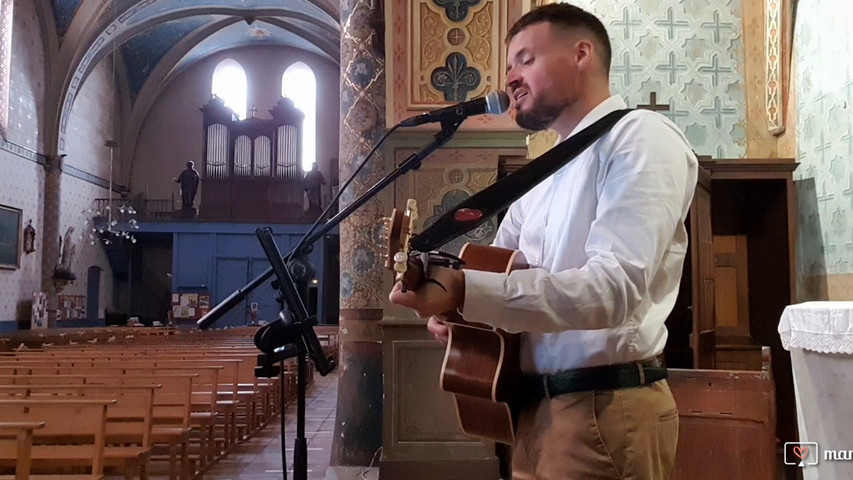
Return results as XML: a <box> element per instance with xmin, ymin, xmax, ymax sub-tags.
<box><xmin>389</xmin><ymin>266</ymin><xmax>464</xmax><ymax>342</ymax></box>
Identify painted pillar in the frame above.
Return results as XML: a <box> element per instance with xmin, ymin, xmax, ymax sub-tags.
<box><xmin>40</xmin><ymin>154</ymin><xmax>63</xmax><ymax>326</ymax></box>
<box><xmin>331</xmin><ymin>0</ymin><xmax>387</xmax><ymax>467</ymax></box>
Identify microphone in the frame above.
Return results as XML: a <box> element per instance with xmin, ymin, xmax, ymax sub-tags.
<box><xmin>400</xmin><ymin>91</ymin><xmax>510</xmax><ymax>127</ymax></box>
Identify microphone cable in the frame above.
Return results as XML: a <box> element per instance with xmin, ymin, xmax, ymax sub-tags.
<box><xmin>288</xmin><ymin>122</ymin><xmax>402</xmax><ymax>260</ymax></box>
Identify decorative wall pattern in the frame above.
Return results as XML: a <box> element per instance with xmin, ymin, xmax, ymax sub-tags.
<box><xmin>390</xmin><ymin>0</ymin><xmax>522</xmax><ymax>130</ymax></box>
<box><xmin>58</xmin><ymin>175</ymin><xmax>114</xmax><ymax>315</ymax></box>
<box><xmin>392</xmin><ymin>145</ymin><xmax>527</xmax><ymax>252</ymax></box>
<box><xmin>574</xmin><ymin>0</ymin><xmax>747</xmax><ymax>158</ymax></box>
<box><xmin>121</xmin><ymin>16</ymin><xmax>213</xmax><ymax>96</ymax></box>
<box><xmin>6</xmin><ymin>0</ymin><xmax>44</xmax><ymax>152</ymax></box>
<box><xmin>0</xmin><ymin>155</ymin><xmax>44</xmax><ymax>322</ymax></box>
<box><xmin>0</xmin><ymin>0</ymin><xmax>12</xmax><ymax>138</ymax></box>
<box><xmin>0</xmin><ymin>0</ymin><xmax>46</xmax><ymax>323</ymax></box>
<box><xmin>65</xmin><ymin>60</ymin><xmax>114</xmax><ymax>180</ymax></box>
<box><xmin>392</xmin><ymin>0</ymin><xmax>747</xmax><ymax>153</ymax></box>
<box><xmin>411</xmin><ymin>0</ymin><xmax>498</xmax><ymax>104</ymax></box>
<box><xmin>50</xmin><ymin>0</ymin><xmax>84</xmax><ymax>35</ymax></box>
<box><xmin>338</xmin><ymin>0</ymin><xmax>388</xmax><ymax>310</ymax></box>
<box><xmin>793</xmin><ymin>0</ymin><xmax>853</xmax><ymax>287</ymax></box>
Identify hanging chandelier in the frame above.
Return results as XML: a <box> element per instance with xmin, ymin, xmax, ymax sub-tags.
<box><xmin>82</xmin><ymin>3</ymin><xmax>138</xmax><ymax>247</ymax></box>
<box><xmin>82</xmin><ymin>140</ymin><xmax>139</xmax><ymax>245</ymax></box>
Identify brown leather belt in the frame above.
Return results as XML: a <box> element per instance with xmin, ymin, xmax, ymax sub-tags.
<box><xmin>527</xmin><ymin>359</ymin><xmax>667</xmax><ymax>399</ymax></box>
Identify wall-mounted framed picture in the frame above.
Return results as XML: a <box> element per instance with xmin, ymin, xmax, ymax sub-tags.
<box><xmin>0</xmin><ymin>204</ymin><xmax>22</xmax><ymax>269</ymax></box>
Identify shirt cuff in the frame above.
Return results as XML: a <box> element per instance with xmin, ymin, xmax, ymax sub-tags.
<box><xmin>461</xmin><ymin>269</ymin><xmax>507</xmax><ymax>327</ymax></box>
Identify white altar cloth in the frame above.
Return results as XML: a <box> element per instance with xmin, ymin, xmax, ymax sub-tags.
<box><xmin>779</xmin><ymin>301</ymin><xmax>853</xmax><ymax>479</ymax></box>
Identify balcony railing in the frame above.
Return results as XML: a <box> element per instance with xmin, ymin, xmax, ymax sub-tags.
<box><xmin>93</xmin><ymin>198</ymin><xmax>176</xmax><ymax>221</ymax></box>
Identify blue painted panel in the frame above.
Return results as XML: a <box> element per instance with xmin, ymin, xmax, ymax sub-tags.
<box><xmin>174</xmin><ymin>233</ymin><xmax>210</xmax><ymax>289</ymax></box>
<box><xmin>215</xmin><ymin>232</ymin><xmax>285</xmax><ymax>258</ymax></box>
<box><xmin>168</xmin><ymin>224</ymin><xmax>337</xmax><ymax>329</ymax></box>
<box><xmin>248</xmin><ymin>258</ymin><xmax>279</xmax><ymax>325</ymax></box>
<box><xmin>215</xmin><ymin>258</ymin><xmax>249</xmax><ymax>327</ymax></box>
<box><xmin>120</xmin><ymin>16</ymin><xmax>212</xmax><ymax>95</ymax></box>
<box><xmin>51</xmin><ymin>0</ymin><xmax>83</xmax><ymax>34</ymax></box>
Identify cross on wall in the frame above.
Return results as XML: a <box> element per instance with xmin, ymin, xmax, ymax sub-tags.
<box><xmin>637</xmin><ymin>92</ymin><xmax>670</xmax><ymax>112</ymax></box>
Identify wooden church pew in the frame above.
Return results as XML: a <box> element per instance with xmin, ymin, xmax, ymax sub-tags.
<box><xmin>0</xmin><ymin>421</ymin><xmax>45</xmax><ymax>480</ymax></box>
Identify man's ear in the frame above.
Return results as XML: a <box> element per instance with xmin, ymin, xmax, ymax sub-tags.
<box><xmin>574</xmin><ymin>39</ymin><xmax>595</xmax><ymax>70</ymax></box>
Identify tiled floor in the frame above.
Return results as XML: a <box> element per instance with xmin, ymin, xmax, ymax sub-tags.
<box><xmin>111</xmin><ymin>369</ymin><xmax>379</xmax><ymax>480</ymax></box>
<box><xmin>203</xmin><ymin>368</ymin><xmax>338</xmax><ymax>480</ymax></box>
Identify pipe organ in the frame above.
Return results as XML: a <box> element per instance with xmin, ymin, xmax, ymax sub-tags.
<box><xmin>199</xmin><ymin>96</ymin><xmax>306</xmax><ymax>222</ymax></box>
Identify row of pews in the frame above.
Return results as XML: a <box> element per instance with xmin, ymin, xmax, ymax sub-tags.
<box><xmin>0</xmin><ymin>325</ymin><xmax>339</xmax><ymax>480</ymax></box>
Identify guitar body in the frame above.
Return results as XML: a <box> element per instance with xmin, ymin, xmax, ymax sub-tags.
<box><xmin>382</xmin><ymin>202</ymin><xmax>527</xmax><ymax>444</ymax></box>
<box><xmin>439</xmin><ymin>243</ymin><xmax>527</xmax><ymax>445</ymax></box>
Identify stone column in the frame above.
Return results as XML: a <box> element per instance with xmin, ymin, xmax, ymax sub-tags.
<box><xmin>40</xmin><ymin>154</ymin><xmax>63</xmax><ymax>326</ymax></box>
<box><xmin>331</xmin><ymin>0</ymin><xmax>386</xmax><ymax>467</ymax></box>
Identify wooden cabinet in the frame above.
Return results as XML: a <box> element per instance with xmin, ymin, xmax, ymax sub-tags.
<box><xmin>665</xmin><ymin>158</ymin><xmax>799</xmax><ymax>446</ymax></box>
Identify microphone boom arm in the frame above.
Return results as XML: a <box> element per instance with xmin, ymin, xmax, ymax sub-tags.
<box><xmin>197</xmin><ymin>119</ymin><xmax>464</xmax><ymax>330</ymax></box>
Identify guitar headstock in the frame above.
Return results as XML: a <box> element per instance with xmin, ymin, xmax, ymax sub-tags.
<box><xmin>382</xmin><ymin>199</ymin><xmax>424</xmax><ymax>290</ymax></box>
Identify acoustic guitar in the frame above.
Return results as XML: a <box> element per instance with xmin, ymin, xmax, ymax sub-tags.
<box><xmin>383</xmin><ymin>199</ymin><xmax>527</xmax><ymax>445</ymax></box>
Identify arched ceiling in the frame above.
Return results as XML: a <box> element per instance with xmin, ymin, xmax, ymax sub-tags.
<box><xmin>43</xmin><ymin>0</ymin><xmax>342</xmax><ymax>153</ymax></box>
<box><xmin>50</xmin><ymin>0</ymin><xmax>340</xmax><ymax>99</ymax></box>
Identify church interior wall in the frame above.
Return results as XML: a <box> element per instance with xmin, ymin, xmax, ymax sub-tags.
<box><xmin>0</xmin><ymin>0</ymin><xmax>47</xmax><ymax>325</ymax></box>
<box><xmin>792</xmin><ymin>0</ymin><xmax>853</xmax><ymax>300</ymax></box>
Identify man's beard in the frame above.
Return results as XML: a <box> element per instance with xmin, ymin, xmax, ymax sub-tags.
<box><xmin>515</xmin><ymin>96</ymin><xmax>566</xmax><ymax>131</ymax></box>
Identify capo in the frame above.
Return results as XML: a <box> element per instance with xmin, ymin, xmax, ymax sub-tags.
<box><xmin>404</xmin><ymin>251</ymin><xmax>465</xmax><ymax>293</ymax></box>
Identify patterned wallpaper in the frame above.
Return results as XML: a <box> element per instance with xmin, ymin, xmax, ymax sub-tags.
<box><xmin>0</xmin><ymin>155</ymin><xmax>44</xmax><ymax>322</ymax></box>
<box><xmin>391</xmin><ymin>145</ymin><xmax>527</xmax><ymax>253</ymax></box>
<box><xmin>794</xmin><ymin>0</ymin><xmax>853</xmax><ymax>285</ymax></box>
<box><xmin>391</xmin><ymin>0</ymin><xmax>747</xmax><ymax>157</ymax></box>
<box><xmin>0</xmin><ymin>0</ymin><xmax>46</xmax><ymax>323</ymax></box>
<box><xmin>574</xmin><ymin>0</ymin><xmax>746</xmax><ymax>158</ymax></box>
<box><xmin>5</xmin><ymin>0</ymin><xmax>45</xmax><ymax>152</ymax></box>
<box><xmin>65</xmin><ymin>59</ymin><xmax>114</xmax><ymax>180</ymax></box>
<box><xmin>390</xmin><ymin>0</ymin><xmax>524</xmax><ymax>130</ymax></box>
<box><xmin>59</xmin><ymin>51</ymin><xmax>117</xmax><ymax>317</ymax></box>
<box><xmin>58</xmin><ymin>174</ymin><xmax>114</xmax><ymax>314</ymax></box>
<box><xmin>1</xmin><ymin>0</ymin><xmax>116</xmax><ymax>323</ymax></box>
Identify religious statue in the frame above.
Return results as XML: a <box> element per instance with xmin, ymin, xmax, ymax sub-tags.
<box><xmin>54</xmin><ymin>226</ymin><xmax>77</xmax><ymax>281</ymax></box>
<box><xmin>303</xmin><ymin>162</ymin><xmax>326</xmax><ymax>212</ymax></box>
<box><xmin>174</xmin><ymin>161</ymin><xmax>200</xmax><ymax>210</ymax></box>
<box><xmin>22</xmin><ymin>219</ymin><xmax>36</xmax><ymax>254</ymax></box>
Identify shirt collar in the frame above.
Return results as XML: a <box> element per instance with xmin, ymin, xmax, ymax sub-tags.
<box><xmin>557</xmin><ymin>95</ymin><xmax>628</xmax><ymax>143</ymax></box>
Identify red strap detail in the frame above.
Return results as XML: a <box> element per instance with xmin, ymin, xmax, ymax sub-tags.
<box><xmin>454</xmin><ymin>208</ymin><xmax>483</xmax><ymax>223</ymax></box>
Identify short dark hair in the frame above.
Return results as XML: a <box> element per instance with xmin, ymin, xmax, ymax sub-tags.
<box><xmin>506</xmin><ymin>3</ymin><xmax>612</xmax><ymax>73</ymax></box>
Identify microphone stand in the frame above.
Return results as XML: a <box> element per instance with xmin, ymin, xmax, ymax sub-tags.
<box><xmin>196</xmin><ymin>118</ymin><xmax>463</xmax><ymax>332</ymax></box>
<box><xmin>198</xmin><ymin>118</ymin><xmax>464</xmax><ymax>480</ymax></box>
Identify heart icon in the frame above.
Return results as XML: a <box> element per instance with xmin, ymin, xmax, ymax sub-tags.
<box><xmin>793</xmin><ymin>446</ymin><xmax>809</xmax><ymax>460</ymax></box>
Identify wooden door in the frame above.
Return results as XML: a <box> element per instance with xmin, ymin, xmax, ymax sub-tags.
<box><xmin>691</xmin><ymin>169</ymin><xmax>715</xmax><ymax>368</ymax></box>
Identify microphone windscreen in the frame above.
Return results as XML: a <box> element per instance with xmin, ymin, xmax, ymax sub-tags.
<box><xmin>485</xmin><ymin>91</ymin><xmax>510</xmax><ymax>115</ymax></box>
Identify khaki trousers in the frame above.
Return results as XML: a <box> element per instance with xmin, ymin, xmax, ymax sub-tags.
<box><xmin>512</xmin><ymin>379</ymin><xmax>678</xmax><ymax>480</ymax></box>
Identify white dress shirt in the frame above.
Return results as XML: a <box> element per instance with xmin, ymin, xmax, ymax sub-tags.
<box><xmin>462</xmin><ymin>96</ymin><xmax>698</xmax><ymax>374</ymax></box>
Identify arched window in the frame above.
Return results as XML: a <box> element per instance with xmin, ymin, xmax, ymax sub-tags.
<box><xmin>0</xmin><ymin>0</ymin><xmax>13</xmax><ymax>137</ymax></box>
<box><xmin>212</xmin><ymin>58</ymin><xmax>247</xmax><ymax>120</ymax></box>
<box><xmin>281</xmin><ymin>62</ymin><xmax>316</xmax><ymax>171</ymax></box>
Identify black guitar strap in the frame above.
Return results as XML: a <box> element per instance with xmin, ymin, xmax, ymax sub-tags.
<box><xmin>410</xmin><ymin>108</ymin><xmax>633</xmax><ymax>252</ymax></box>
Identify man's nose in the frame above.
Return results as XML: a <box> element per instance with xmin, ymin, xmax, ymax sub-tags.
<box><xmin>506</xmin><ymin>71</ymin><xmax>521</xmax><ymax>92</ymax></box>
